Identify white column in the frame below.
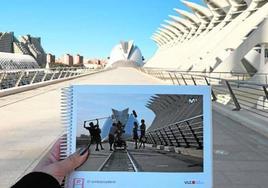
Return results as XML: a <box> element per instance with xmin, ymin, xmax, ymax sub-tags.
<box><xmin>260</xmin><ymin>43</ymin><xmax>266</xmax><ymax>67</ymax></box>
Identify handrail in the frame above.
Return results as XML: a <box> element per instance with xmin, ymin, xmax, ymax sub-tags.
<box><xmin>0</xmin><ymin>67</ymin><xmax>103</xmax><ymax>91</ymax></box>
<box><xmin>141</xmin><ymin>67</ymin><xmax>268</xmax><ymax>76</ymax></box>
<box><xmin>140</xmin><ymin>67</ymin><xmax>268</xmax><ymax>118</ymax></box>
<box><xmin>149</xmin><ymin>114</ymin><xmax>203</xmax><ymax>132</ymax></box>
<box><xmin>146</xmin><ymin>115</ymin><xmax>203</xmax><ymax>149</ymax></box>
<box><xmin>170</xmin><ymin>72</ymin><xmax>268</xmax><ymax>87</ymax></box>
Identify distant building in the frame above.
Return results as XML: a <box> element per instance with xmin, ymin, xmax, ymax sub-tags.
<box><xmin>74</xmin><ymin>54</ymin><xmax>83</xmax><ymax>65</ymax></box>
<box><xmin>19</xmin><ymin>35</ymin><xmax>47</xmax><ymax>67</ymax></box>
<box><xmin>86</xmin><ymin>58</ymin><xmax>107</xmax><ymax>65</ymax></box>
<box><xmin>0</xmin><ymin>32</ymin><xmax>47</xmax><ymax>69</ymax></box>
<box><xmin>47</xmin><ymin>53</ymin><xmax>55</xmax><ymax>64</ymax></box>
<box><xmin>0</xmin><ymin>32</ymin><xmax>14</xmax><ymax>53</ymax></box>
<box><xmin>0</xmin><ymin>32</ymin><xmax>44</xmax><ymax>70</ymax></box>
<box><xmin>63</xmin><ymin>54</ymin><xmax>73</xmax><ymax>66</ymax></box>
<box><xmin>106</xmin><ymin>40</ymin><xmax>144</xmax><ymax>68</ymax></box>
<box><xmin>83</xmin><ymin>58</ymin><xmax>107</xmax><ymax>69</ymax></box>
<box><xmin>0</xmin><ymin>52</ymin><xmax>39</xmax><ymax>70</ymax></box>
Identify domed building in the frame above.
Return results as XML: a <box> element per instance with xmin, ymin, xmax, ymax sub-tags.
<box><xmin>0</xmin><ymin>52</ymin><xmax>39</xmax><ymax>70</ymax></box>
<box><xmin>106</xmin><ymin>40</ymin><xmax>144</xmax><ymax>68</ymax></box>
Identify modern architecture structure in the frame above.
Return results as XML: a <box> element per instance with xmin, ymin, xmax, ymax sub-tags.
<box><xmin>0</xmin><ymin>52</ymin><xmax>39</xmax><ymax>70</ymax></box>
<box><xmin>101</xmin><ymin>108</ymin><xmax>139</xmax><ymax>140</ymax></box>
<box><xmin>0</xmin><ymin>32</ymin><xmax>13</xmax><ymax>53</ymax></box>
<box><xmin>0</xmin><ymin>32</ymin><xmax>47</xmax><ymax>69</ymax></box>
<box><xmin>146</xmin><ymin>0</ymin><xmax>268</xmax><ymax>82</ymax></box>
<box><xmin>106</xmin><ymin>40</ymin><xmax>144</xmax><ymax>68</ymax></box>
<box><xmin>18</xmin><ymin>35</ymin><xmax>47</xmax><ymax>67</ymax></box>
<box><xmin>147</xmin><ymin>94</ymin><xmax>203</xmax><ymax>131</ymax></box>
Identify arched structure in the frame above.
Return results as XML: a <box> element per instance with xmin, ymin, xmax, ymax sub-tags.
<box><xmin>101</xmin><ymin>108</ymin><xmax>139</xmax><ymax>141</ymax></box>
<box><xmin>0</xmin><ymin>52</ymin><xmax>39</xmax><ymax>70</ymax></box>
<box><xmin>145</xmin><ymin>0</ymin><xmax>268</xmax><ymax>82</ymax></box>
<box><xmin>0</xmin><ymin>32</ymin><xmax>46</xmax><ymax>69</ymax></box>
<box><xmin>147</xmin><ymin>94</ymin><xmax>203</xmax><ymax>131</ymax></box>
<box><xmin>106</xmin><ymin>41</ymin><xmax>144</xmax><ymax>68</ymax></box>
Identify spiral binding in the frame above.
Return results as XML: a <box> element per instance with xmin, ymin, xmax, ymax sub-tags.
<box><xmin>60</xmin><ymin>86</ymin><xmax>74</xmax><ymax>187</ymax></box>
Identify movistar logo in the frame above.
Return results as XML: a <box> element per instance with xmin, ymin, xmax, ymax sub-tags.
<box><xmin>184</xmin><ymin>180</ymin><xmax>204</xmax><ymax>185</ymax></box>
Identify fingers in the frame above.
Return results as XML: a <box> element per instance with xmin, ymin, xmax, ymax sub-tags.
<box><xmin>49</xmin><ymin>139</ymin><xmax>62</xmax><ymax>162</ymax></box>
<box><xmin>34</xmin><ymin>138</ymin><xmax>62</xmax><ymax>170</ymax></box>
<box><xmin>57</xmin><ymin>149</ymin><xmax>89</xmax><ymax>174</ymax></box>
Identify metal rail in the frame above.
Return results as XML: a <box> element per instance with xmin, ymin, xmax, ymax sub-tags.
<box><xmin>146</xmin><ymin>115</ymin><xmax>203</xmax><ymax>150</ymax></box>
<box><xmin>140</xmin><ymin>68</ymin><xmax>268</xmax><ymax>119</ymax></box>
<box><xmin>98</xmin><ymin>150</ymin><xmax>139</xmax><ymax>172</ymax></box>
<box><xmin>0</xmin><ymin>67</ymin><xmax>101</xmax><ymax>90</ymax></box>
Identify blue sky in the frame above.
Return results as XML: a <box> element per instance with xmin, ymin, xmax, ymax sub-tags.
<box><xmin>0</xmin><ymin>0</ymin><xmax>204</xmax><ymax>60</ymax></box>
<box><xmin>76</xmin><ymin>93</ymin><xmax>155</xmax><ymax>136</ymax></box>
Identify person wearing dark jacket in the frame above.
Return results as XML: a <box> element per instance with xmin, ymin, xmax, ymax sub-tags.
<box><xmin>139</xmin><ymin>119</ymin><xmax>146</xmax><ymax>149</ymax></box>
<box><xmin>133</xmin><ymin>122</ymin><xmax>139</xmax><ymax>149</ymax></box>
<box><xmin>12</xmin><ymin>139</ymin><xmax>89</xmax><ymax>188</ymax></box>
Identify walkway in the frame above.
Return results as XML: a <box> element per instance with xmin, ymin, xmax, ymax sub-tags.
<box><xmin>0</xmin><ymin>68</ymin><xmax>163</xmax><ymax>187</ymax></box>
<box><xmin>0</xmin><ymin>67</ymin><xmax>267</xmax><ymax>188</ymax></box>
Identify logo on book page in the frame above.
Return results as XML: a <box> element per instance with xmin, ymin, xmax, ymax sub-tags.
<box><xmin>73</xmin><ymin>178</ymin><xmax>85</xmax><ymax>188</ymax></box>
<box><xmin>184</xmin><ymin>180</ymin><xmax>204</xmax><ymax>185</ymax></box>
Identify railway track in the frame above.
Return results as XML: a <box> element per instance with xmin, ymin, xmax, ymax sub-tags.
<box><xmin>98</xmin><ymin>149</ymin><xmax>139</xmax><ymax>172</ymax></box>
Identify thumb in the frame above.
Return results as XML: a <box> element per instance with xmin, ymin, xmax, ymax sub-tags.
<box><xmin>57</xmin><ymin>149</ymin><xmax>89</xmax><ymax>174</ymax></box>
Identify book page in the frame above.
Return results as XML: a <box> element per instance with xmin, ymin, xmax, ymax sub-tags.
<box><xmin>66</xmin><ymin>85</ymin><xmax>212</xmax><ymax>188</ymax></box>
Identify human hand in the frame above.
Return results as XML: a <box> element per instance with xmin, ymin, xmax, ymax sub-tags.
<box><xmin>33</xmin><ymin>139</ymin><xmax>89</xmax><ymax>184</ymax></box>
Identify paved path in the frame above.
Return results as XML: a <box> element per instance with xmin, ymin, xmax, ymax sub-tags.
<box><xmin>78</xmin><ymin>142</ymin><xmax>202</xmax><ymax>172</ymax></box>
<box><xmin>213</xmin><ymin>110</ymin><xmax>268</xmax><ymax>188</ymax></box>
<box><xmin>0</xmin><ymin>67</ymin><xmax>267</xmax><ymax>188</ymax></box>
<box><xmin>0</xmin><ymin>68</ymin><xmax>164</xmax><ymax>187</ymax></box>
<box><xmin>127</xmin><ymin>143</ymin><xmax>202</xmax><ymax>172</ymax></box>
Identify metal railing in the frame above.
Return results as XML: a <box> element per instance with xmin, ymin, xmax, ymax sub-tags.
<box><xmin>140</xmin><ymin>68</ymin><xmax>268</xmax><ymax>119</ymax></box>
<box><xmin>0</xmin><ymin>67</ymin><xmax>101</xmax><ymax>90</ymax></box>
<box><xmin>146</xmin><ymin>115</ymin><xmax>203</xmax><ymax>149</ymax></box>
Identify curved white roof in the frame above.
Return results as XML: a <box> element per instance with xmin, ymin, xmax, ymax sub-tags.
<box><xmin>151</xmin><ymin>38</ymin><xmax>163</xmax><ymax>46</ymax></box>
<box><xmin>181</xmin><ymin>0</ymin><xmax>213</xmax><ymax>21</ymax></box>
<box><xmin>106</xmin><ymin>41</ymin><xmax>144</xmax><ymax>68</ymax></box>
<box><xmin>164</xmin><ymin>20</ymin><xmax>188</xmax><ymax>33</ymax></box>
<box><xmin>205</xmin><ymin>0</ymin><xmax>230</xmax><ymax>8</ymax></box>
<box><xmin>151</xmin><ymin>36</ymin><xmax>165</xmax><ymax>45</ymax></box>
<box><xmin>169</xmin><ymin>15</ymin><xmax>192</xmax><ymax>29</ymax></box>
<box><xmin>205</xmin><ymin>0</ymin><xmax>230</xmax><ymax>16</ymax></box>
<box><xmin>161</xmin><ymin>24</ymin><xmax>182</xmax><ymax>36</ymax></box>
<box><xmin>153</xmin><ymin>33</ymin><xmax>165</xmax><ymax>41</ymax></box>
<box><xmin>156</xmin><ymin>30</ymin><xmax>173</xmax><ymax>41</ymax></box>
<box><xmin>0</xmin><ymin>52</ymin><xmax>39</xmax><ymax>70</ymax></box>
<box><xmin>153</xmin><ymin>33</ymin><xmax>169</xmax><ymax>44</ymax></box>
<box><xmin>158</xmin><ymin>27</ymin><xmax>177</xmax><ymax>39</ymax></box>
<box><xmin>174</xmin><ymin>9</ymin><xmax>200</xmax><ymax>25</ymax></box>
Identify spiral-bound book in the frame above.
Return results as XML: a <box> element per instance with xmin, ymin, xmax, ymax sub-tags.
<box><xmin>61</xmin><ymin>85</ymin><xmax>212</xmax><ymax>188</ymax></box>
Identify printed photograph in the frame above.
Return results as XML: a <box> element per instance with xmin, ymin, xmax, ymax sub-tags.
<box><xmin>75</xmin><ymin>93</ymin><xmax>203</xmax><ymax>172</ymax></box>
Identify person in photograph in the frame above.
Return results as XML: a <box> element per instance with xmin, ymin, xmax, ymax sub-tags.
<box><xmin>95</xmin><ymin>123</ymin><xmax>104</xmax><ymax>151</ymax></box>
<box><xmin>114</xmin><ymin>121</ymin><xmax>127</xmax><ymax>149</ymax></box>
<box><xmin>133</xmin><ymin>122</ymin><xmax>139</xmax><ymax>149</ymax></box>
<box><xmin>83</xmin><ymin>121</ymin><xmax>95</xmax><ymax>144</ymax></box>
<box><xmin>115</xmin><ymin>121</ymin><xmax>123</xmax><ymax>142</ymax></box>
<box><xmin>83</xmin><ymin>119</ymin><xmax>101</xmax><ymax>151</ymax></box>
<box><xmin>108</xmin><ymin>123</ymin><xmax>117</xmax><ymax>151</ymax></box>
<box><xmin>139</xmin><ymin>119</ymin><xmax>146</xmax><ymax>149</ymax></box>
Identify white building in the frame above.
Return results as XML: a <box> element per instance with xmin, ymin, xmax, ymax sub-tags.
<box><xmin>146</xmin><ymin>0</ymin><xmax>268</xmax><ymax>82</ymax></box>
<box><xmin>106</xmin><ymin>40</ymin><xmax>144</xmax><ymax>68</ymax></box>
<box><xmin>0</xmin><ymin>32</ymin><xmax>47</xmax><ymax>69</ymax></box>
